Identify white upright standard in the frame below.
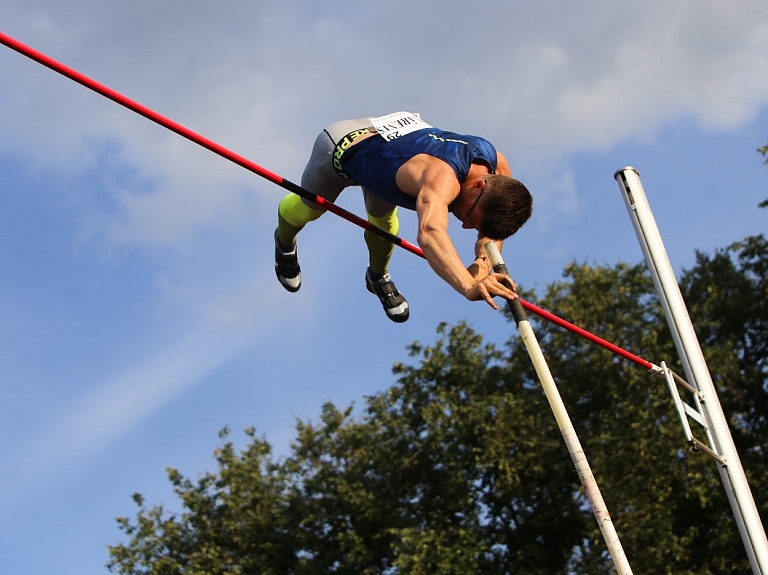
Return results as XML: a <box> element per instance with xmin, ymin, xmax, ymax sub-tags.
<box><xmin>614</xmin><ymin>166</ymin><xmax>768</xmax><ymax>575</ymax></box>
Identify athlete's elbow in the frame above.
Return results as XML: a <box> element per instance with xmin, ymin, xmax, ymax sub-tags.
<box><xmin>416</xmin><ymin>226</ymin><xmax>440</xmax><ymax>250</ymax></box>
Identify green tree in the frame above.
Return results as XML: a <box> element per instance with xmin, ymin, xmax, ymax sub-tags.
<box><xmin>109</xmin><ymin>324</ymin><xmax>583</xmax><ymax>574</ymax></box>
<box><xmin>108</xmin><ymin>237</ymin><xmax>767</xmax><ymax>574</ymax></box>
<box><xmin>509</xmin><ymin>256</ymin><xmax>758</xmax><ymax>573</ymax></box>
<box><xmin>680</xmin><ymin>235</ymin><xmax>768</xmax><ymax>513</ymax></box>
<box><xmin>758</xmin><ymin>140</ymin><xmax>767</xmax><ymax>208</ymax></box>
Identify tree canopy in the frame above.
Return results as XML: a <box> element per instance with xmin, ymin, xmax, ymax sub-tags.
<box><xmin>108</xmin><ymin>235</ymin><xmax>768</xmax><ymax>575</ymax></box>
<box><xmin>758</xmin><ymin>140</ymin><xmax>767</xmax><ymax>208</ymax></box>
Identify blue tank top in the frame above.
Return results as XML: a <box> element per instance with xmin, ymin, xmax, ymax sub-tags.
<box><xmin>339</xmin><ymin>127</ymin><xmax>498</xmax><ymax>210</ymax></box>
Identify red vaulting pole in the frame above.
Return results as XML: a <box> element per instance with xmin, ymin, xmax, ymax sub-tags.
<box><xmin>0</xmin><ymin>30</ymin><xmax>661</xmax><ymax>374</ymax></box>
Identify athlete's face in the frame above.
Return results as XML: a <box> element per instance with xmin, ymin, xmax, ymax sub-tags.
<box><xmin>451</xmin><ymin>185</ymin><xmax>485</xmax><ymax>230</ymax></box>
<box><xmin>463</xmin><ymin>188</ymin><xmax>484</xmax><ymax>229</ymax></box>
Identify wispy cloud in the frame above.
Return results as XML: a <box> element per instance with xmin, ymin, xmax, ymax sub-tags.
<box><xmin>14</xmin><ymin>329</ymin><xmax>245</xmax><ymax>478</ymax></box>
<box><xmin>5</xmin><ymin>274</ymin><xmax>313</xmax><ymax>498</ymax></box>
<box><xmin>3</xmin><ymin>1</ymin><xmax>768</xmax><ymax>253</ymax></box>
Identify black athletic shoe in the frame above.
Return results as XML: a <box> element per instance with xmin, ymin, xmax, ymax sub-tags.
<box><xmin>365</xmin><ymin>268</ymin><xmax>409</xmax><ymax>323</ymax></box>
<box><xmin>274</xmin><ymin>230</ymin><xmax>301</xmax><ymax>292</ymax></box>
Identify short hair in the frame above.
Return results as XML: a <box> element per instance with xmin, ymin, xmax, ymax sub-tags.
<box><xmin>477</xmin><ymin>175</ymin><xmax>533</xmax><ymax>240</ymax></box>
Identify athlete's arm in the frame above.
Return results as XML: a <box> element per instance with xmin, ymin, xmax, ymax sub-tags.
<box><xmin>496</xmin><ymin>151</ymin><xmax>511</xmax><ymax>176</ymax></box>
<box><xmin>468</xmin><ymin>235</ymin><xmax>503</xmax><ymax>280</ymax></box>
<box><xmin>397</xmin><ymin>156</ymin><xmax>517</xmax><ymax>308</ymax></box>
<box><xmin>468</xmin><ymin>150</ymin><xmax>510</xmax><ymax>278</ymax></box>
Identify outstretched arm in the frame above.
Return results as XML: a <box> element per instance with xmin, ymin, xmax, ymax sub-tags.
<box><xmin>467</xmin><ymin>151</ymin><xmax>510</xmax><ymax>278</ymax></box>
<box><xmin>399</xmin><ymin>158</ymin><xmax>517</xmax><ymax>309</ymax></box>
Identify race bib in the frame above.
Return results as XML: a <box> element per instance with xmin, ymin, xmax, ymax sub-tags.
<box><xmin>371</xmin><ymin>111</ymin><xmax>431</xmax><ymax>141</ymax></box>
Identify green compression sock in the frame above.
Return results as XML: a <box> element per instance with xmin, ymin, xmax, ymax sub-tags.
<box><xmin>365</xmin><ymin>208</ymin><xmax>399</xmax><ymax>276</ymax></box>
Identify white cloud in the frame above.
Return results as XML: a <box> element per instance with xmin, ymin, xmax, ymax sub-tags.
<box><xmin>2</xmin><ymin>0</ymin><xmax>768</xmax><ymax>250</ymax></box>
<box><xmin>20</xmin><ymin>329</ymin><xmax>240</xmax><ymax>471</ymax></box>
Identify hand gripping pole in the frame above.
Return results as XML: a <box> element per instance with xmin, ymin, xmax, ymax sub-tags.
<box><xmin>485</xmin><ymin>242</ymin><xmax>633</xmax><ymax>575</ymax></box>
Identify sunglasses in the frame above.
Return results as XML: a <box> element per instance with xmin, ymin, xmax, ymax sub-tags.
<box><xmin>464</xmin><ymin>188</ymin><xmax>484</xmax><ymax>228</ymax></box>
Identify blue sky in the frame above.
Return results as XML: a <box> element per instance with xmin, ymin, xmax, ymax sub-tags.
<box><xmin>1</xmin><ymin>2</ymin><xmax>767</xmax><ymax>573</ymax></box>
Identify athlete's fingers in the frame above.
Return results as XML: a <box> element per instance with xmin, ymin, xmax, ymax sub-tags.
<box><xmin>481</xmin><ymin>285</ymin><xmax>499</xmax><ymax>309</ymax></box>
<box><xmin>468</xmin><ymin>277</ymin><xmax>516</xmax><ymax>308</ymax></box>
<box><xmin>489</xmin><ymin>276</ymin><xmax>517</xmax><ymax>300</ymax></box>
<box><xmin>491</xmin><ymin>272</ymin><xmax>517</xmax><ymax>293</ymax></box>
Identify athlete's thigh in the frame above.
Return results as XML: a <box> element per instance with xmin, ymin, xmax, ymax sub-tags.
<box><xmin>363</xmin><ymin>188</ymin><xmax>397</xmax><ymax>219</ymax></box>
<box><xmin>300</xmin><ymin>129</ymin><xmax>352</xmax><ymax>207</ymax></box>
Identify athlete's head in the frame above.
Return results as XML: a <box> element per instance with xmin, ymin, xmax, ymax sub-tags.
<box><xmin>475</xmin><ymin>175</ymin><xmax>533</xmax><ymax>240</ymax></box>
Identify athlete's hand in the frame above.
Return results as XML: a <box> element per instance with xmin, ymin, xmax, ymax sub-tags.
<box><xmin>465</xmin><ymin>273</ymin><xmax>518</xmax><ymax>309</ymax></box>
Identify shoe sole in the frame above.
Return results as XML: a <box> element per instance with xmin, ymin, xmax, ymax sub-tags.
<box><xmin>366</xmin><ymin>280</ymin><xmax>409</xmax><ymax>323</ymax></box>
<box><xmin>277</xmin><ymin>271</ymin><xmax>301</xmax><ymax>292</ymax></box>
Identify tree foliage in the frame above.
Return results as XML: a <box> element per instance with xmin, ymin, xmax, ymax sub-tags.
<box><xmin>108</xmin><ymin>236</ymin><xmax>768</xmax><ymax>575</ymax></box>
<box><xmin>758</xmin><ymin>140</ymin><xmax>767</xmax><ymax>208</ymax></box>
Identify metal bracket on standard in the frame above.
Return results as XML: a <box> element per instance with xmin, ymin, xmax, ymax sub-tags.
<box><xmin>659</xmin><ymin>361</ymin><xmax>725</xmax><ymax>464</ymax></box>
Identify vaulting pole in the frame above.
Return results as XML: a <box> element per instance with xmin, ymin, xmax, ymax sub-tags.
<box><xmin>0</xmin><ymin>30</ymin><xmax>659</xmax><ymax>376</ymax></box>
<box><xmin>485</xmin><ymin>242</ymin><xmax>633</xmax><ymax>575</ymax></box>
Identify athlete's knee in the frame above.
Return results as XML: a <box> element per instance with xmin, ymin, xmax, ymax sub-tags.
<box><xmin>278</xmin><ymin>194</ymin><xmax>324</xmax><ymax>227</ymax></box>
<box><xmin>368</xmin><ymin>208</ymin><xmax>399</xmax><ymax>235</ymax></box>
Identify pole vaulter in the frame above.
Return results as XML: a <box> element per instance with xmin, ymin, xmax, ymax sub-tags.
<box><xmin>0</xmin><ymin>30</ymin><xmax>663</xmax><ymax>377</ymax></box>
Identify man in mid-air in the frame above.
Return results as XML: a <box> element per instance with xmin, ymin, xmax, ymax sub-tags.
<box><xmin>274</xmin><ymin>111</ymin><xmax>533</xmax><ymax>323</ymax></box>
